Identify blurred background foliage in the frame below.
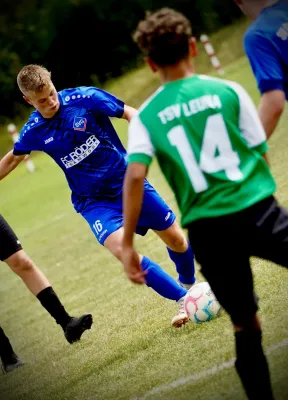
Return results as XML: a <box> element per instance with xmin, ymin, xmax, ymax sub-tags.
<box><xmin>0</xmin><ymin>0</ymin><xmax>242</xmax><ymax>122</ymax></box>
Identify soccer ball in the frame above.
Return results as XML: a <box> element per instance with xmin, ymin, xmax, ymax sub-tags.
<box><xmin>184</xmin><ymin>281</ymin><xmax>221</xmax><ymax>323</ymax></box>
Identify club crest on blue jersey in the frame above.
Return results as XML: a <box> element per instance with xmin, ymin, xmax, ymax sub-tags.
<box><xmin>73</xmin><ymin>117</ymin><xmax>87</xmax><ymax>131</ymax></box>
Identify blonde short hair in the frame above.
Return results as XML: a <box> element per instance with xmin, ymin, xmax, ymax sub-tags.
<box><xmin>17</xmin><ymin>65</ymin><xmax>51</xmax><ymax>94</ymax></box>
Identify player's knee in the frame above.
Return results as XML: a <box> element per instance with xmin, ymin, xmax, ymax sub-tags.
<box><xmin>7</xmin><ymin>251</ymin><xmax>34</xmax><ymax>275</ymax></box>
<box><xmin>165</xmin><ymin>222</ymin><xmax>188</xmax><ymax>252</ymax></box>
<box><xmin>168</xmin><ymin>233</ymin><xmax>188</xmax><ymax>252</ymax></box>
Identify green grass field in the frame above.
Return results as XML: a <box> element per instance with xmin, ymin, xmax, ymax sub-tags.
<box><xmin>0</xmin><ymin>34</ymin><xmax>288</xmax><ymax>400</ymax></box>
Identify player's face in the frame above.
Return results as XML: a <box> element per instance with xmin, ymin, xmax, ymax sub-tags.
<box><xmin>24</xmin><ymin>83</ymin><xmax>60</xmax><ymax>118</ymax></box>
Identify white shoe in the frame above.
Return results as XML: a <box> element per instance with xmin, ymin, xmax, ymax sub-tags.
<box><xmin>171</xmin><ymin>296</ymin><xmax>189</xmax><ymax>328</ymax></box>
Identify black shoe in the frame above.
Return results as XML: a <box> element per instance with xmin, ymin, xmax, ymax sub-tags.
<box><xmin>1</xmin><ymin>353</ymin><xmax>25</xmax><ymax>373</ymax></box>
<box><xmin>64</xmin><ymin>314</ymin><xmax>93</xmax><ymax>344</ymax></box>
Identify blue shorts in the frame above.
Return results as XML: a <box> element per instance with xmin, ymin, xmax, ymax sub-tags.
<box><xmin>80</xmin><ymin>184</ymin><xmax>176</xmax><ymax>245</ymax></box>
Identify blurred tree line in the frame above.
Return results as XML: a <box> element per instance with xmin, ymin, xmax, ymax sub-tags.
<box><xmin>0</xmin><ymin>0</ymin><xmax>242</xmax><ymax>121</ymax></box>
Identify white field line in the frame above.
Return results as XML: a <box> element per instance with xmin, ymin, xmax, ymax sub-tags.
<box><xmin>132</xmin><ymin>338</ymin><xmax>288</xmax><ymax>400</ymax></box>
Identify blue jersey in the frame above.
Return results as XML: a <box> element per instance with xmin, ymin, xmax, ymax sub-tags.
<box><xmin>244</xmin><ymin>0</ymin><xmax>288</xmax><ymax>99</ymax></box>
<box><xmin>14</xmin><ymin>87</ymin><xmax>129</xmax><ymax>211</ymax></box>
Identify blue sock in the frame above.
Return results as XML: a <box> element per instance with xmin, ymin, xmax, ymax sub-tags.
<box><xmin>141</xmin><ymin>256</ymin><xmax>187</xmax><ymax>301</ymax></box>
<box><xmin>167</xmin><ymin>241</ymin><xmax>196</xmax><ymax>285</ymax></box>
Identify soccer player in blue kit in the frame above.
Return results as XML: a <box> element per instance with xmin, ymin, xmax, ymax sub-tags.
<box><xmin>235</xmin><ymin>0</ymin><xmax>287</xmax><ymax>138</ymax></box>
<box><xmin>0</xmin><ymin>64</ymin><xmax>196</xmax><ymax>327</ymax></box>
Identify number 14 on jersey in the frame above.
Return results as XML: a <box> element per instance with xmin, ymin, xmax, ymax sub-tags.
<box><xmin>168</xmin><ymin>114</ymin><xmax>244</xmax><ymax>193</ymax></box>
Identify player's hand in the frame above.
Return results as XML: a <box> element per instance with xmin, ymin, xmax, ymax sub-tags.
<box><xmin>122</xmin><ymin>247</ymin><xmax>147</xmax><ymax>285</ymax></box>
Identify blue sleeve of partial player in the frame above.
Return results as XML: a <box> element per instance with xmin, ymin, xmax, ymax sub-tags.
<box><xmin>13</xmin><ymin>133</ymin><xmax>33</xmax><ymax>155</ymax></box>
<box><xmin>84</xmin><ymin>87</ymin><xmax>125</xmax><ymax>118</ymax></box>
<box><xmin>13</xmin><ymin>123</ymin><xmax>40</xmax><ymax>155</ymax></box>
<box><xmin>244</xmin><ymin>30</ymin><xmax>285</xmax><ymax>94</ymax></box>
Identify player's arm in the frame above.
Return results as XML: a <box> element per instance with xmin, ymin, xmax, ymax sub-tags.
<box><xmin>123</xmin><ymin>162</ymin><xmax>148</xmax><ymax>284</ymax></box>
<box><xmin>123</xmin><ymin>162</ymin><xmax>147</xmax><ymax>249</ymax></box>
<box><xmin>122</xmin><ymin>115</ymin><xmax>155</xmax><ymax>284</ymax></box>
<box><xmin>244</xmin><ymin>31</ymin><xmax>286</xmax><ymax>139</ymax></box>
<box><xmin>87</xmin><ymin>87</ymin><xmax>138</xmax><ymax>123</ymax></box>
<box><xmin>258</xmin><ymin>90</ymin><xmax>285</xmax><ymax>140</ymax></box>
<box><xmin>0</xmin><ymin>150</ymin><xmax>25</xmax><ymax>181</ymax></box>
<box><xmin>89</xmin><ymin>88</ymin><xmax>137</xmax><ymax>121</ymax></box>
<box><xmin>121</xmin><ymin>105</ymin><xmax>137</xmax><ymax>122</ymax></box>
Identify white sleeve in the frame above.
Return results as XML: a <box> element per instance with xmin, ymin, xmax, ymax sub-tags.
<box><xmin>128</xmin><ymin>114</ymin><xmax>155</xmax><ymax>157</ymax></box>
<box><xmin>225</xmin><ymin>81</ymin><xmax>267</xmax><ymax>148</ymax></box>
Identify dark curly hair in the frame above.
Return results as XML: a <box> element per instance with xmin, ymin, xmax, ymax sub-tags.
<box><xmin>133</xmin><ymin>8</ymin><xmax>192</xmax><ymax>66</ymax></box>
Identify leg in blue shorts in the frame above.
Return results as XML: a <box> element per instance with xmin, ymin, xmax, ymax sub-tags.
<box><xmin>80</xmin><ymin>182</ymin><xmax>196</xmax><ymax>327</ymax></box>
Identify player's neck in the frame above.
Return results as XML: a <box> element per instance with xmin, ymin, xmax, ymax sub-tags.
<box><xmin>265</xmin><ymin>0</ymin><xmax>279</xmax><ymax>9</ymax></box>
<box><xmin>158</xmin><ymin>59</ymin><xmax>195</xmax><ymax>84</ymax></box>
<box><xmin>252</xmin><ymin>0</ymin><xmax>277</xmax><ymax>19</ymax></box>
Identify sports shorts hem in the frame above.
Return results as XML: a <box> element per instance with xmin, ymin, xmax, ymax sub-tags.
<box><xmin>0</xmin><ymin>215</ymin><xmax>23</xmax><ymax>261</ymax></box>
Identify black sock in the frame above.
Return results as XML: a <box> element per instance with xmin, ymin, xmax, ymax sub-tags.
<box><xmin>37</xmin><ymin>287</ymin><xmax>72</xmax><ymax>329</ymax></box>
<box><xmin>235</xmin><ymin>330</ymin><xmax>274</xmax><ymax>400</ymax></box>
<box><xmin>0</xmin><ymin>327</ymin><xmax>16</xmax><ymax>362</ymax></box>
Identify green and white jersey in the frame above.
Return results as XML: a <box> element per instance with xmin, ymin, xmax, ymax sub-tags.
<box><xmin>127</xmin><ymin>75</ymin><xmax>276</xmax><ymax>227</ymax></box>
